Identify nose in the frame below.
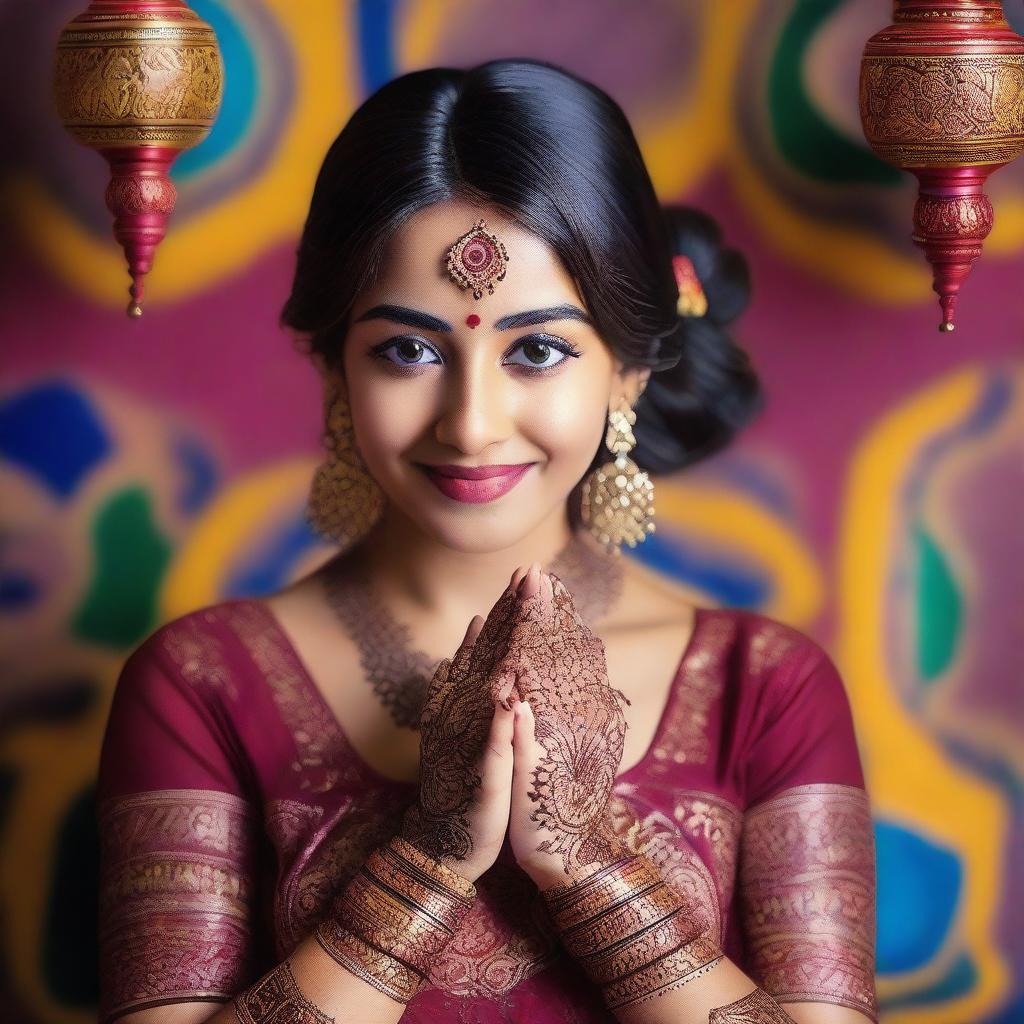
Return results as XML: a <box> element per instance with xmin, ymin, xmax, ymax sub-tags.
<box><xmin>433</xmin><ymin>352</ymin><xmax>516</xmax><ymax>456</ymax></box>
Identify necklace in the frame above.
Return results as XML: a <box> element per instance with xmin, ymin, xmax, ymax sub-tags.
<box><xmin>322</xmin><ymin>530</ymin><xmax>625</xmax><ymax>729</ymax></box>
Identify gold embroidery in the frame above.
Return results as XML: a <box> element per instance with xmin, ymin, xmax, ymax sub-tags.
<box><xmin>739</xmin><ymin>783</ymin><xmax>879</xmax><ymax>1022</ymax></box>
<box><xmin>606</xmin><ymin>794</ymin><xmax>721</xmax><ymax>945</ymax></box>
<box><xmin>745</xmin><ymin>618</ymin><xmax>805</xmax><ymax>679</ymax></box>
<box><xmin>160</xmin><ymin>612</ymin><xmax>240</xmax><ymax>701</ymax></box>
<box><xmin>672</xmin><ymin>790</ymin><xmax>742</xmax><ymax>914</ymax></box>
<box><xmin>650</xmin><ymin>612</ymin><xmax>736</xmax><ymax>768</ymax></box>
<box><xmin>97</xmin><ymin>789</ymin><xmax>259</xmax><ymax>1023</ymax></box>
<box><xmin>223</xmin><ymin>602</ymin><xmax>356</xmax><ymax>794</ymax></box>
<box><xmin>266</xmin><ymin>797</ymin><xmax>401</xmax><ymax>957</ymax></box>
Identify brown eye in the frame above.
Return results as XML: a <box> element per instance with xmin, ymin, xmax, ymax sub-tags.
<box><xmin>373</xmin><ymin>336</ymin><xmax>442</xmax><ymax>367</ymax></box>
<box><xmin>505</xmin><ymin>334</ymin><xmax>582</xmax><ymax>371</ymax></box>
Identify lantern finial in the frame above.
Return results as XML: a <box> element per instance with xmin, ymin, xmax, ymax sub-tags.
<box><xmin>859</xmin><ymin>1</ymin><xmax>1024</xmax><ymax>331</ymax></box>
<box><xmin>53</xmin><ymin>1</ymin><xmax>223</xmax><ymax>317</ymax></box>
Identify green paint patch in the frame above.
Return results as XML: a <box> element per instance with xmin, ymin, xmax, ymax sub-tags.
<box><xmin>915</xmin><ymin>525</ymin><xmax>963</xmax><ymax>683</ymax></box>
<box><xmin>769</xmin><ymin>0</ymin><xmax>901</xmax><ymax>185</ymax></box>
<box><xmin>71</xmin><ymin>487</ymin><xmax>172</xmax><ymax>648</ymax></box>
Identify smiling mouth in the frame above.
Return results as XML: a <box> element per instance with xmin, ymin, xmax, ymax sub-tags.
<box><xmin>416</xmin><ymin>462</ymin><xmax>537</xmax><ymax>503</ymax></box>
<box><xmin>421</xmin><ymin>463</ymin><xmax>536</xmax><ymax>480</ymax></box>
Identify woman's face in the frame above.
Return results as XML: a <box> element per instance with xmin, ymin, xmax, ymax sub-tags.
<box><xmin>337</xmin><ymin>200</ymin><xmax>648</xmax><ymax>553</ymax></box>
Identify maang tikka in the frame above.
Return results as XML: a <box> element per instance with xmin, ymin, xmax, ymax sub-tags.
<box><xmin>445</xmin><ymin>218</ymin><xmax>510</xmax><ymax>299</ymax></box>
<box><xmin>306</xmin><ymin>377</ymin><xmax>386</xmax><ymax>551</ymax></box>
<box><xmin>580</xmin><ymin>398</ymin><xmax>656</xmax><ymax>556</ymax></box>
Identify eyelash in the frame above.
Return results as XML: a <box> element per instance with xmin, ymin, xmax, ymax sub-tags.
<box><xmin>370</xmin><ymin>334</ymin><xmax>583</xmax><ymax>376</ymax></box>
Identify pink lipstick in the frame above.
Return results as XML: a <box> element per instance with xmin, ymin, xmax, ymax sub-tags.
<box><xmin>418</xmin><ymin>462</ymin><xmax>536</xmax><ymax>503</ymax></box>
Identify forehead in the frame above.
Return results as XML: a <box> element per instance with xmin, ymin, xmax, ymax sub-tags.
<box><xmin>370</xmin><ymin>201</ymin><xmax>586</xmax><ymax>315</ymax></box>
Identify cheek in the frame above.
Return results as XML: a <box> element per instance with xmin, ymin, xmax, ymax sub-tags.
<box><xmin>526</xmin><ymin>377</ymin><xmax>608</xmax><ymax>469</ymax></box>
<box><xmin>349</xmin><ymin>382</ymin><xmax>432</xmax><ymax>467</ymax></box>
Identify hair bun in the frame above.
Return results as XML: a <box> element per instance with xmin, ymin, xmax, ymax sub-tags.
<box><xmin>665</xmin><ymin>205</ymin><xmax>751</xmax><ymax>327</ymax></box>
<box><xmin>627</xmin><ymin>204</ymin><xmax>762</xmax><ymax>474</ymax></box>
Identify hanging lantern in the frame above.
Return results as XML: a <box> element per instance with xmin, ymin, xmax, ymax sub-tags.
<box><xmin>53</xmin><ymin>1</ymin><xmax>223</xmax><ymax>317</ymax></box>
<box><xmin>859</xmin><ymin>0</ymin><xmax>1024</xmax><ymax>332</ymax></box>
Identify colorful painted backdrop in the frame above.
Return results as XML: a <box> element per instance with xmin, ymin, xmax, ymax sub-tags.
<box><xmin>2</xmin><ymin>2</ymin><xmax>1022</xmax><ymax>1022</ymax></box>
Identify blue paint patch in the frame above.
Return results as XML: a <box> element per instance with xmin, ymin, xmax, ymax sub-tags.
<box><xmin>982</xmin><ymin>992</ymin><xmax>1024</xmax><ymax>1023</ymax></box>
<box><xmin>876</xmin><ymin>820</ymin><xmax>961</xmax><ymax>974</ymax></box>
<box><xmin>628</xmin><ymin>530</ymin><xmax>771</xmax><ymax>608</ymax></box>
<box><xmin>0</xmin><ymin>381</ymin><xmax>111</xmax><ymax>499</ymax></box>
<box><xmin>173</xmin><ymin>0</ymin><xmax>258</xmax><ymax>180</ymax></box>
<box><xmin>224</xmin><ymin>512</ymin><xmax>323</xmax><ymax>597</ymax></box>
<box><xmin>356</xmin><ymin>0</ymin><xmax>399</xmax><ymax>95</ymax></box>
<box><xmin>711</xmin><ymin>458</ymin><xmax>796</xmax><ymax>521</ymax></box>
<box><xmin>171</xmin><ymin>434</ymin><xmax>219</xmax><ymax>515</ymax></box>
<box><xmin>0</xmin><ymin>571</ymin><xmax>38</xmax><ymax>611</ymax></box>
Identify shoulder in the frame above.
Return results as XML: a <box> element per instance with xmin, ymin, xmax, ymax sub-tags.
<box><xmin>120</xmin><ymin>598</ymin><xmax>262</xmax><ymax>706</ymax></box>
<box><xmin>688</xmin><ymin>604</ymin><xmax>844</xmax><ymax>711</ymax></box>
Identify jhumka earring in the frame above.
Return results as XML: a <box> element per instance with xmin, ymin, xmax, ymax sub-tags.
<box><xmin>580</xmin><ymin>398</ymin><xmax>656</xmax><ymax>556</ymax></box>
<box><xmin>306</xmin><ymin>379</ymin><xmax>386</xmax><ymax>551</ymax></box>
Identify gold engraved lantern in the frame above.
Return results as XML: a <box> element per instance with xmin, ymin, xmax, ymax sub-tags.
<box><xmin>859</xmin><ymin>0</ymin><xmax>1024</xmax><ymax>331</ymax></box>
<box><xmin>53</xmin><ymin>0</ymin><xmax>223</xmax><ymax>316</ymax></box>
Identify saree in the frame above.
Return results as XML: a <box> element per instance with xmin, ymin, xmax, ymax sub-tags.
<box><xmin>95</xmin><ymin>598</ymin><xmax>879</xmax><ymax>1024</ymax></box>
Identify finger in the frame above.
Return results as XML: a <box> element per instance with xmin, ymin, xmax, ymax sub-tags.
<box><xmin>511</xmin><ymin>700</ymin><xmax>541</xmax><ymax>803</ymax></box>
<box><xmin>495</xmin><ymin>669</ymin><xmax>520</xmax><ymax>708</ymax></box>
<box><xmin>449</xmin><ymin>615</ymin><xmax>484</xmax><ymax>678</ymax></box>
<box><xmin>517</xmin><ymin>562</ymin><xmax>541</xmax><ymax>598</ymax></box>
<box><xmin>478</xmin><ymin>700</ymin><xmax>515</xmax><ymax>799</ymax></box>
<box><xmin>457</xmin><ymin>613</ymin><xmax>484</xmax><ymax>657</ymax></box>
<box><xmin>422</xmin><ymin>656</ymin><xmax>453</xmax><ymax>708</ymax></box>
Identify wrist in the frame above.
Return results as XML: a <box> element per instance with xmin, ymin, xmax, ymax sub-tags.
<box><xmin>542</xmin><ymin>853</ymin><xmax>722</xmax><ymax>1011</ymax></box>
<box><xmin>315</xmin><ymin>835</ymin><xmax>477</xmax><ymax>1003</ymax></box>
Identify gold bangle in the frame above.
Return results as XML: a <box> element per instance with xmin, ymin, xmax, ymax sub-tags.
<box><xmin>314</xmin><ymin>835</ymin><xmax>477</xmax><ymax>1004</ymax></box>
<box><xmin>234</xmin><ymin>959</ymin><xmax>335</xmax><ymax>1023</ymax></box>
<box><xmin>543</xmin><ymin>855</ymin><xmax>722</xmax><ymax>1009</ymax></box>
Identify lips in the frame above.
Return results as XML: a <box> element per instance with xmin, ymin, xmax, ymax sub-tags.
<box><xmin>418</xmin><ymin>462</ymin><xmax>536</xmax><ymax>503</ymax></box>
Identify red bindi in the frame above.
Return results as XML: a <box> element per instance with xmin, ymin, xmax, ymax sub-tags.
<box><xmin>465</xmin><ymin>314</ymin><xmax>481</xmax><ymax>328</ymax></box>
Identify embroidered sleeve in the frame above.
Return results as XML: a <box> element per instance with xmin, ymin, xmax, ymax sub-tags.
<box><xmin>96</xmin><ymin>623</ymin><xmax>261</xmax><ymax>1024</ymax></box>
<box><xmin>738</xmin><ymin>639</ymin><xmax>879</xmax><ymax>1021</ymax></box>
<box><xmin>739</xmin><ymin>784</ymin><xmax>878</xmax><ymax>1021</ymax></box>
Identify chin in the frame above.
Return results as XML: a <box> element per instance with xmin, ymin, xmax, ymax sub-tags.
<box><xmin>416</xmin><ymin>508</ymin><xmax>545</xmax><ymax>555</ymax></box>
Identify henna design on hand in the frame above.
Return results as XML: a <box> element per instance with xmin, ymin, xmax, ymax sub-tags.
<box><xmin>708</xmin><ymin>988</ymin><xmax>797</xmax><ymax>1023</ymax></box>
<box><xmin>508</xmin><ymin>572</ymin><xmax>632</xmax><ymax>874</ymax></box>
<box><xmin>400</xmin><ymin>582</ymin><xmax>522</xmax><ymax>862</ymax></box>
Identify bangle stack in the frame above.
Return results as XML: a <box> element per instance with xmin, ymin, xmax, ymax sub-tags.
<box><xmin>543</xmin><ymin>855</ymin><xmax>723</xmax><ymax>1010</ymax></box>
<box><xmin>314</xmin><ymin>835</ymin><xmax>477</xmax><ymax>1003</ymax></box>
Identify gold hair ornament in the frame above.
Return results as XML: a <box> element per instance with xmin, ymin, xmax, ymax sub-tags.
<box><xmin>672</xmin><ymin>254</ymin><xmax>708</xmax><ymax>318</ymax></box>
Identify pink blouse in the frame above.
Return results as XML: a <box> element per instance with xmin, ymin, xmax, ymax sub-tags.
<box><xmin>95</xmin><ymin>598</ymin><xmax>879</xmax><ymax>1023</ymax></box>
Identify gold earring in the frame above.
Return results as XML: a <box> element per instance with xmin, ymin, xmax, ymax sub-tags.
<box><xmin>306</xmin><ymin>381</ymin><xmax>386</xmax><ymax>551</ymax></box>
<box><xmin>580</xmin><ymin>398</ymin><xmax>656</xmax><ymax>556</ymax></box>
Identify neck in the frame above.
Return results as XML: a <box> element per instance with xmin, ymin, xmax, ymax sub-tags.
<box><xmin>352</xmin><ymin>501</ymin><xmax>579</xmax><ymax>625</ymax></box>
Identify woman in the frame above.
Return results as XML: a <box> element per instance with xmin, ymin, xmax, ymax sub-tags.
<box><xmin>96</xmin><ymin>59</ymin><xmax>878</xmax><ymax>1024</ymax></box>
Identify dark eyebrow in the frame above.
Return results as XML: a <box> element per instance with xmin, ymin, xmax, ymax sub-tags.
<box><xmin>493</xmin><ymin>304</ymin><xmax>593</xmax><ymax>330</ymax></box>
<box><xmin>353</xmin><ymin>304</ymin><xmax>453</xmax><ymax>333</ymax></box>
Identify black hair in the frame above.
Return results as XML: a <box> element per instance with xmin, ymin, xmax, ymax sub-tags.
<box><xmin>282</xmin><ymin>58</ymin><xmax>762</xmax><ymax>478</ymax></box>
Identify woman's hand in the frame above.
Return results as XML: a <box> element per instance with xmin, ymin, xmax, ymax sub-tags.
<box><xmin>399</xmin><ymin>567</ymin><xmax>529</xmax><ymax>883</ymax></box>
<box><xmin>505</xmin><ymin>565</ymin><xmax>632</xmax><ymax>889</ymax></box>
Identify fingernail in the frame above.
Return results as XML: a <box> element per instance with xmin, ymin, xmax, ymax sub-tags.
<box><xmin>500</xmin><ymin>696</ymin><xmax>513</xmax><ymax>712</ymax></box>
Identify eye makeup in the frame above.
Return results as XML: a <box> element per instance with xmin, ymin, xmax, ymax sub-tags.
<box><xmin>369</xmin><ymin>333</ymin><xmax>583</xmax><ymax>376</ymax></box>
